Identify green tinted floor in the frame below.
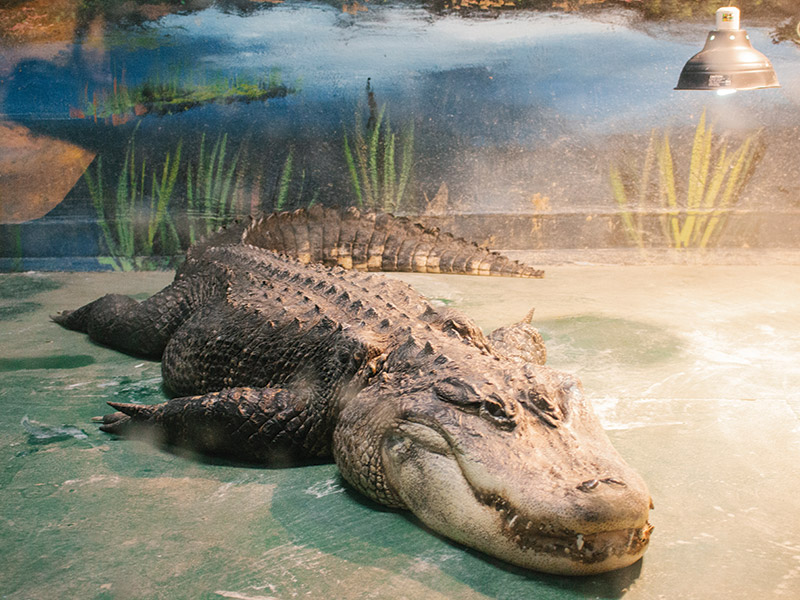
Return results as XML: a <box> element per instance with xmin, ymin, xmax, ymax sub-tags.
<box><xmin>1</xmin><ymin>266</ymin><xmax>799</xmax><ymax>599</ymax></box>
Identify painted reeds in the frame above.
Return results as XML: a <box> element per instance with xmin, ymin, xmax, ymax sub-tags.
<box><xmin>610</xmin><ymin>109</ymin><xmax>763</xmax><ymax>248</ymax></box>
<box><xmin>83</xmin><ymin>125</ymin><xmax>327</xmax><ymax>270</ymax></box>
<box><xmin>83</xmin><ymin>131</ymin><xmax>182</xmax><ymax>270</ymax></box>
<box><xmin>186</xmin><ymin>133</ymin><xmax>243</xmax><ymax>244</ymax></box>
<box><xmin>274</xmin><ymin>148</ymin><xmax>294</xmax><ymax>211</ymax></box>
<box><xmin>250</xmin><ymin>146</ymin><xmax>320</xmax><ymax>213</ymax></box>
<box><xmin>343</xmin><ymin>90</ymin><xmax>414</xmax><ymax>212</ymax></box>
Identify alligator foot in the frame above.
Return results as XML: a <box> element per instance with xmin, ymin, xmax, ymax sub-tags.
<box><xmin>53</xmin><ymin>276</ymin><xmax>212</xmax><ymax>360</ymax></box>
<box><xmin>97</xmin><ymin>386</ymin><xmax>330</xmax><ymax>464</ymax></box>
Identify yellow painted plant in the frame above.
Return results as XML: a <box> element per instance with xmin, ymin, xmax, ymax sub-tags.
<box><xmin>610</xmin><ymin>109</ymin><xmax>762</xmax><ymax>248</ymax></box>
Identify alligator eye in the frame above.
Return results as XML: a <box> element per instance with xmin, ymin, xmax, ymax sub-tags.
<box><xmin>523</xmin><ymin>389</ymin><xmax>562</xmax><ymax>427</ymax></box>
<box><xmin>433</xmin><ymin>378</ymin><xmax>476</xmax><ymax>407</ymax></box>
<box><xmin>435</xmin><ymin>380</ymin><xmax>515</xmax><ymax>428</ymax></box>
<box><xmin>480</xmin><ymin>395</ymin><xmax>516</xmax><ymax>429</ymax></box>
<box><xmin>481</xmin><ymin>398</ymin><xmax>504</xmax><ymax>417</ymax></box>
<box><xmin>527</xmin><ymin>390</ymin><xmax>555</xmax><ymax>413</ymax></box>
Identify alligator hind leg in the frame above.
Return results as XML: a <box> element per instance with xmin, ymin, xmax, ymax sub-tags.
<box><xmin>487</xmin><ymin>308</ymin><xmax>547</xmax><ymax>365</ymax></box>
<box><xmin>52</xmin><ymin>277</ymin><xmax>211</xmax><ymax>359</ymax></box>
<box><xmin>99</xmin><ymin>387</ymin><xmax>330</xmax><ymax>464</ymax></box>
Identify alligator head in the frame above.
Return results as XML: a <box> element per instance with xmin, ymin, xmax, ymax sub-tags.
<box><xmin>333</xmin><ymin>342</ymin><xmax>652</xmax><ymax>575</ymax></box>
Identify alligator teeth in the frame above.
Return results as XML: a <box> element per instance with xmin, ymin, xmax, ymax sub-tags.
<box><xmin>576</xmin><ymin>534</ymin><xmax>584</xmax><ymax>551</ymax></box>
<box><xmin>507</xmin><ymin>514</ymin><xmax>518</xmax><ymax>527</ymax></box>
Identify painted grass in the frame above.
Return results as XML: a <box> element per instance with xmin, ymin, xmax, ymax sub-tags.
<box><xmin>83</xmin><ymin>130</ymin><xmax>182</xmax><ymax>270</ymax></box>
<box><xmin>84</xmin><ymin>129</ymin><xmax>319</xmax><ymax>269</ymax></box>
<box><xmin>610</xmin><ymin>109</ymin><xmax>763</xmax><ymax>248</ymax></box>
<box><xmin>186</xmin><ymin>133</ymin><xmax>244</xmax><ymax>245</ymax></box>
<box><xmin>343</xmin><ymin>88</ymin><xmax>414</xmax><ymax>212</ymax></box>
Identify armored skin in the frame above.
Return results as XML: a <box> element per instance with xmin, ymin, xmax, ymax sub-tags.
<box><xmin>54</xmin><ymin>208</ymin><xmax>652</xmax><ymax>576</ymax></box>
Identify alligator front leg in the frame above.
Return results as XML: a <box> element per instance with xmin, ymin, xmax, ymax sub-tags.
<box><xmin>98</xmin><ymin>387</ymin><xmax>331</xmax><ymax>464</ymax></box>
<box><xmin>52</xmin><ymin>276</ymin><xmax>215</xmax><ymax>359</ymax></box>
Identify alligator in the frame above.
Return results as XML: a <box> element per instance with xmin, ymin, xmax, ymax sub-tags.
<box><xmin>53</xmin><ymin>207</ymin><xmax>652</xmax><ymax>576</ymax></box>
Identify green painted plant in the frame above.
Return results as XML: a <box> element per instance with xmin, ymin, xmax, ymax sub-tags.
<box><xmin>186</xmin><ymin>133</ymin><xmax>244</xmax><ymax>244</ymax></box>
<box><xmin>78</xmin><ymin>67</ymin><xmax>295</xmax><ymax>123</ymax></box>
<box><xmin>86</xmin><ymin>130</ymin><xmax>323</xmax><ymax>270</ymax></box>
<box><xmin>251</xmin><ymin>147</ymin><xmax>320</xmax><ymax>213</ymax></box>
<box><xmin>343</xmin><ymin>93</ymin><xmax>414</xmax><ymax>212</ymax></box>
<box><xmin>83</xmin><ymin>131</ymin><xmax>182</xmax><ymax>270</ymax></box>
<box><xmin>610</xmin><ymin>109</ymin><xmax>763</xmax><ymax>248</ymax></box>
<box><xmin>274</xmin><ymin>148</ymin><xmax>294</xmax><ymax>211</ymax></box>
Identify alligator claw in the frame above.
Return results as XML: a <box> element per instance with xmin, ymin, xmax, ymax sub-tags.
<box><xmin>97</xmin><ymin>413</ymin><xmax>131</xmax><ymax>434</ymax></box>
<box><xmin>50</xmin><ymin>310</ymin><xmax>71</xmax><ymax>325</ymax></box>
<box><xmin>96</xmin><ymin>402</ymin><xmax>156</xmax><ymax>435</ymax></box>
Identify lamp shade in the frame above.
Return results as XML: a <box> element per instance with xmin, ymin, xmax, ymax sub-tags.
<box><xmin>675</xmin><ymin>8</ymin><xmax>780</xmax><ymax>91</ymax></box>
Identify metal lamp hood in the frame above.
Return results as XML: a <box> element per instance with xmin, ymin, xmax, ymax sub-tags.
<box><xmin>675</xmin><ymin>6</ymin><xmax>780</xmax><ymax>92</ymax></box>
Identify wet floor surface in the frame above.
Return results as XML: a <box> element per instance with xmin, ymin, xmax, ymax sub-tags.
<box><xmin>1</xmin><ymin>266</ymin><xmax>799</xmax><ymax>599</ymax></box>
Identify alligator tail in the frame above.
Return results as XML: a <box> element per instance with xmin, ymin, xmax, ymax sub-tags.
<box><xmin>237</xmin><ymin>207</ymin><xmax>543</xmax><ymax>278</ymax></box>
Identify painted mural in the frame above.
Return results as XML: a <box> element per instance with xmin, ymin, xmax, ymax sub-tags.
<box><xmin>1</xmin><ymin>0</ymin><xmax>798</xmax><ymax>270</ymax></box>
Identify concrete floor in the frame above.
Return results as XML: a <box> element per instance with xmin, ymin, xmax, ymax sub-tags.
<box><xmin>1</xmin><ymin>266</ymin><xmax>799</xmax><ymax>599</ymax></box>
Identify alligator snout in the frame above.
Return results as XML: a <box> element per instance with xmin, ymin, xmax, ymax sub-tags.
<box><xmin>563</xmin><ymin>469</ymin><xmax>652</xmax><ymax>541</ymax></box>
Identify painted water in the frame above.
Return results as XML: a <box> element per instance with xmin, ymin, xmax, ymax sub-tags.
<box><xmin>1</xmin><ymin>1</ymin><xmax>799</xmax><ymax>269</ymax></box>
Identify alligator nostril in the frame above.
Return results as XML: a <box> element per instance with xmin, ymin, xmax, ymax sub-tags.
<box><xmin>578</xmin><ymin>477</ymin><xmax>627</xmax><ymax>492</ymax></box>
<box><xmin>601</xmin><ymin>477</ymin><xmax>627</xmax><ymax>487</ymax></box>
<box><xmin>577</xmin><ymin>479</ymin><xmax>600</xmax><ymax>492</ymax></box>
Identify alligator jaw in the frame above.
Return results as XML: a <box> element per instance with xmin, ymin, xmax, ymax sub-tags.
<box><xmin>380</xmin><ymin>418</ymin><xmax>652</xmax><ymax>575</ymax></box>
<box><xmin>474</xmin><ymin>489</ymin><xmax>653</xmax><ymax>575</ymax></box>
